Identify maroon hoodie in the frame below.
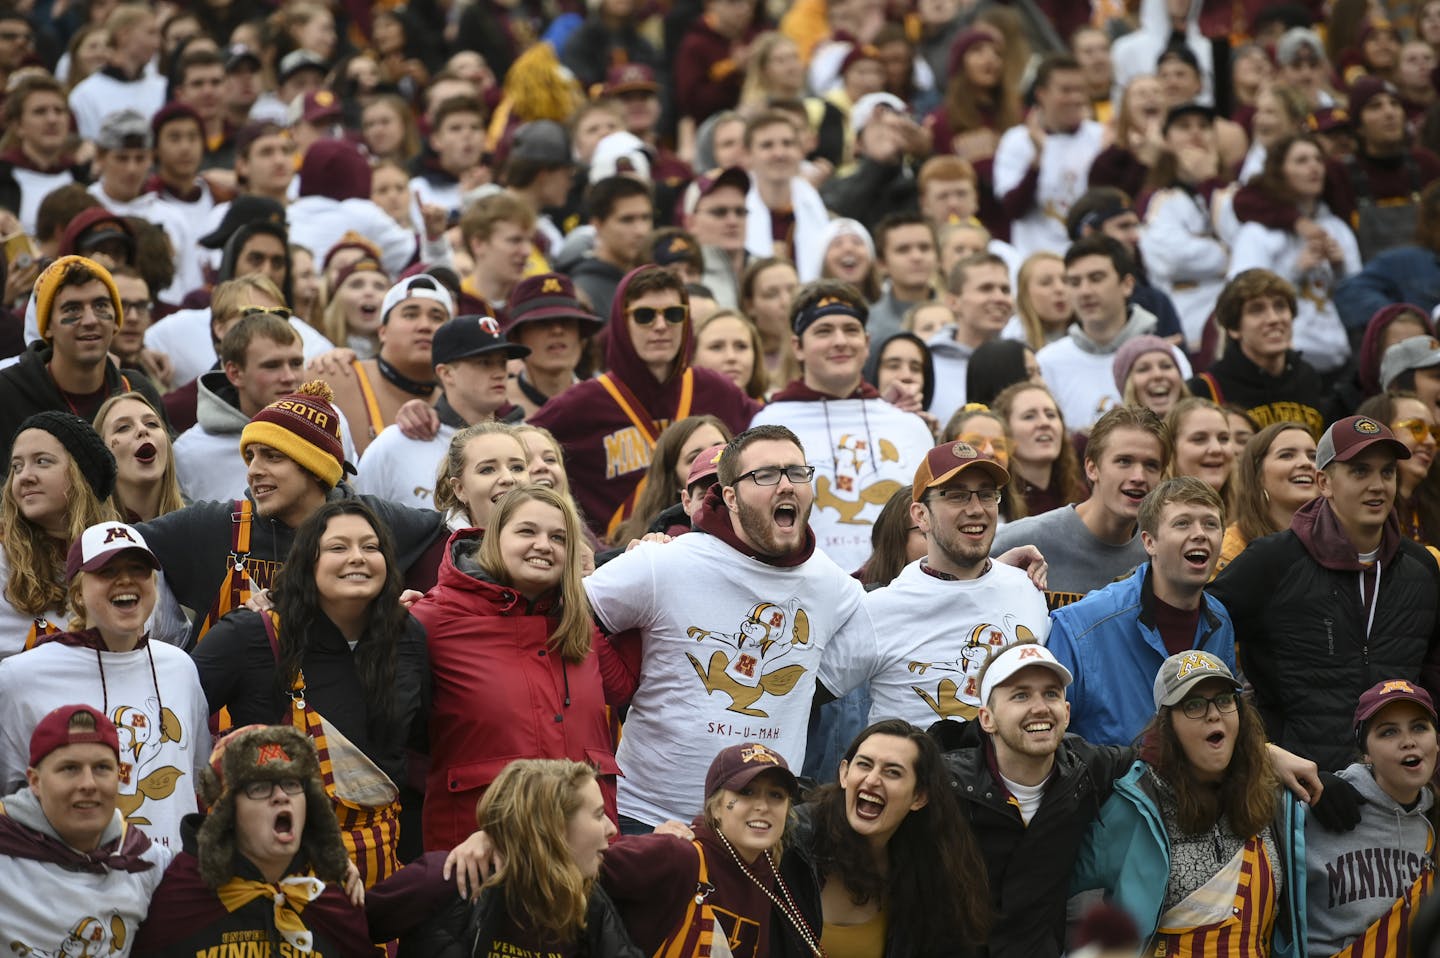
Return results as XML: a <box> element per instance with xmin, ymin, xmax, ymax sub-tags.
<box><xmin>1290</xmin><ymin>495</ymin><xmax>1403</xmax><ymax>571</ymax></box>
<box><xmin>1356</xmin><ymin>303</ymin><xmax>1435</xmax><ymax>396</ymax></box>
<box><xmin>530</xmin><ymin>266</ymin><xmax>759</xmax><ymax>540</ymax></box>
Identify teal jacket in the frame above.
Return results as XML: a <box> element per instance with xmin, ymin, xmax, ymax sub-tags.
<box><xmin>1071</xmin><ymin>761</ymin><xmax>1307</xmax><ymax>957</ymax></box>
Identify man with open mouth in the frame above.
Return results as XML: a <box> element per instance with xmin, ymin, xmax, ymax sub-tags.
<box><xmin>1211</xmin><ymin>414</ymin><xmax>1440</xmax><ymax>772</ymax></box>
<box><xmin>133</xmin><ymin>724</ymin><xmax>371</xmax><ymax>957</ymax></box>
<box><xmin>584</xmin><ymin>424</ymin><xmax>876</xmax><ymax>832</ymax></box>
<box><xmin>1049</xmin><ymin>476</ymin><xmax>1238</xmax><ymax>745</ymax></box>
<box><xmin>993</xmin><ymin>404</ymin><xmax>1168</xmax><ymax>608</ymax></box>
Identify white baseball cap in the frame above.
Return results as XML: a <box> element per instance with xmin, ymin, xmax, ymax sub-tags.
<box><xmin>65</xmin><ymin>522</ymin><xmax>159</xmax><ymax>583</ymax></box>
<box><xmin>851</xmin><ymin>92</ymin><xmax>907</xmax><ymax>132</ymax></box>
<box><xmin>381</xmin><ymin>274</ymin><xmax>455</xmax><ymax>325</ymax></box>
<box><xmin>979</xmin><ymin>643</ymin><xmax>1073</xmax><ymax>708</ymax></box>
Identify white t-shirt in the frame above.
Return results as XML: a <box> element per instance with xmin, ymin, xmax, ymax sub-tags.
<box><xmin>583</xmin><ymin>532</ymin><xmax>875</xmax><ymax>825</ymax></box>
<box><xmin>69</xmin><ymin>71</ymin><xmax>167</xmax><ymax>141</ymax></box>
<box><xmin>0</xmin><ymin>640</ymin><xmax>210</xmax><ymax>850</ymax></box>
<box><xmin>354</xmin><ymin>421</ymin><xmax>457</xmax><ymax>509</ymax></box>
<box><xmin>749</xmin><ymin>398</ymin><xmax>934</xmax><ymax>574</ymax></box>
<box><xmin>833</xmin><ymin>558</ymin><xmax>1051</xmax><ymax>727</ymax></box>
<box><xmin>0</xmin><ymin>792</ymin><xmax>169</xmax><ymax>958</ymax></box>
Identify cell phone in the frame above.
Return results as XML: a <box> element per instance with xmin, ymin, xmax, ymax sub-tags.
<box><xmin>2</xmin><ymin>232</ymin><xmax>38</xmax><ymax>271</ymax></box>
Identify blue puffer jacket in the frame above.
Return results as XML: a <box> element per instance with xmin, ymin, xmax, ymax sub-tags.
<box><xmin>1048</xmin><ymin>564</ymin><xmax>1236</xmax><ymax>746</ymax></box>
<box><xmin>1072</xmin><ymin>761</ymin><xmax>1307</xmax><ymax>957</ymax></box>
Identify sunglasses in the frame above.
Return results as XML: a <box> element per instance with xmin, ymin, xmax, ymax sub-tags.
<box><xmin>1393</xmin><ymin>418</ymin><xmax>1440</xmax><ymax>444</ymax></box>
<box><xmin>241</xmin><ymin>305</ymin><xmax>294</xmax><ymax>319</ymax></box>
<box><xmin>629</xmin><ymin>305</ymin><xmax>688</xmax><ymax>326</ymax></box>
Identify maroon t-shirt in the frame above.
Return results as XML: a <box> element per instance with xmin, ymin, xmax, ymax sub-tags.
<box><xmin>1152</xmin><ymin>594</ymin><xmax>1203</xmax><ymax>656</ymax></box>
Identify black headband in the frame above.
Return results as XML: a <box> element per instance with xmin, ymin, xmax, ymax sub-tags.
<box><xmin>793</xmin><ymin>296</ymin><xmax>866</xmax><ymax>336</ymax></box>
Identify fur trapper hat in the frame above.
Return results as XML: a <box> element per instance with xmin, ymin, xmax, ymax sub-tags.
<box><xmin>196</xmin><ymin>724</ymin><xmax>349</xmax><ymax>888</ymax></box>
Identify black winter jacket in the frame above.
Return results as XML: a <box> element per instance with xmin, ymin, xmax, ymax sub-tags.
<box><xmin>192</xmin><ymin>608</ymin><xmax>431</xmax><ymax>786</ymax></box>
<box><xmin>0</xmin><ymin>341</ymin><xmax>168</xmax><ymax>464</ymax></box>
<box><xmin>1207</xmin><ymin>526</ymin><xmax>1440</xmax><ymax>771</ymax></box>
<box><xmin>931</xmin><ymin>720</ymin><xmax>1132</xmax><ymax>958</ymax></box>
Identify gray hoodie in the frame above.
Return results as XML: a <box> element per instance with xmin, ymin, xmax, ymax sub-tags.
<box><xmin>1304</xmin><ymin>762</ymin><xmax>1435</xmax><ymax>956</ymax></box>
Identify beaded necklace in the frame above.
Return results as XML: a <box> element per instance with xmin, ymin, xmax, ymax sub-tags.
<box><xmin>713</xmin><ymin>828</ymin><xmax>826</xmax><ymax>958</ymax></box>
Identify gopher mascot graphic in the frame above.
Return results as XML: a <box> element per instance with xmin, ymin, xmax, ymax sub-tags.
<box><xmin>110</xmin><ymin>700</ymin><xmax>186</xmax><ymax>825</ymax></box>
<box><xmin>813</xmin><ymin>434</ymin><xmax>903</xmax><ymax>524</ymax></box>
<box><xmin>907</xmin><ymin>622</ymin><xmax>1039</xmax><ymax>720</ymax></box>
<box><xmin>686</xmin><ymin>600</ymin><xmax>812</xmax><ymax>717</ymax></box>
<box><xmin>11</xmin><ymin>914</ymin><xmax>127</xmax><ymax>957</ymax></box>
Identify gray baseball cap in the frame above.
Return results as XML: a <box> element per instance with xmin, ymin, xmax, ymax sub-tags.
<box><xmin>95</xmin><ymin>110</ymin><xmax>152</xmax><ymax>151</ymax></box>
<box><xmin>1380</xmin><ymin>335</ymin><xmax>1440</xmax><ymax>391</ymax></box>
<box><xmin>1153</xmin><ymin>651</ymin><xmax>1241</xmax><ymax>709</ymax></box>
<box><xmin>511</xmin><ymin>120</ymin><xmax>571</xmax><ymax>166</ymax></box>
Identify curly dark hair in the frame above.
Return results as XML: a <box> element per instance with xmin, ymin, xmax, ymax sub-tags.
<box><xmin>271</xmin><ymin>499</ymin><xmax>408</xmax><ymax>724</ymax></box>
<box><xmin>804</xmin><ymin>720</ymin><xmax>992</xmax><ymax>951</ymax></box>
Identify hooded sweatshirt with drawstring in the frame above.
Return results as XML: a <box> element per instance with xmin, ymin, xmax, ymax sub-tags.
<box><xmin>1304</xmin><ymin>762</ymin><xmax>1434</xmax><ymax>956</ymax></box>
<box><xmin>751</xmin><ymin>376</ymin><xmax>933</xmax><ymax>574</ymax></box>
<box><xmin>529</xmin><ymin>266</ymin><xmax>759</xmax><ymax>540</ymax></box>
<box><xmin>1037</xmin><ymin>304</ymin><xmax>1193</xmax><ymax>431</ymax></box>
<box><xmin>1208</xmin><ymin>497</ymin><xmax>1440</xmax><ymax>770</ymax></box>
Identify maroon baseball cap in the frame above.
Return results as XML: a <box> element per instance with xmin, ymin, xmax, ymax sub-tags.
<box><xmin>292</xmin><ymin>89</ymin><xmax>343</xmax><ymax>127</ymax></box>
<box><xmin>1315</xmin><ymin>415</ymin><xmax>1410</xmax><ymax>470</ymax></box>
<box><xmin>682</xmin><ymin>166</ymin><xmax>750</xmax><ymax>216</ymax></box>
<box><xmin>703</xmin><ymin>742</ymin><xmax>799</xmax><ymax>798</ymax></box>
<box><xmin>503</xmin><ymin>273</ymin><xmax>603</xmax><ymax>338</ymax></box>
<box><xmin>605</xmin><ymin>63</ymin><xmax>659</xmax><ymax>96</ymax></box>
<box><xmin>29</xmin><ymin>704</ymin><xmax>120</xmax><ymax>768</ymax></box>
<box><xmin>1354</xmin><ymin>678</ymin><xmax>1437</xmax><ymax>733</ymax></box>
<box><xmin>912</xmin><ymin>440</ymin><xmax>1009</xmax><ymax>502</ymax></box>
<box><xmin>686</xmin><ymin>444</ymin><xmax>726</xmax><ymax>488</ymax></box>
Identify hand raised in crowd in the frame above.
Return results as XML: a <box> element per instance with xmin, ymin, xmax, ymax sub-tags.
<box><xmin>1175</xmin><ymin>144</ymin><xmax>1219</xmax><ymax>185</ymax></box>
<box><xmin>420</xmin><ymin>203</ymin><xmax>451</xmax><ymax>243</ymax></box>
<box><xmin>994</xmin><ymin>545</ymin><xmax>1048</xmax><ymax>592</ymax></box>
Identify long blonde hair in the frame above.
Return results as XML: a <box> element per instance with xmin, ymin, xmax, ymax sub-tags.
<box><xmin>1014</xmin><ymin>252</ymin><xmax>1068</xmax><ymax>351</ymax></box>
<box><xmin>1</xmin><ymin>437</ymin><xmax>118</xmax><ymax>618</ymax></box>
<box><xmin>433</xmin><ymin>422</ymin><xmax>526</xmax><ymax>522</ymax></box>
<box><xmin>477</xmin><ymin>759</ymin><xmax>598</xmax><ymax>942</ymax></box>
<box><xmin>93</xmin><ymin>392</ymin><xmax>184</xmax><ymax>520</ymax></box>
<box><xmin>1164</xmin><ymin>397</ymin><xmax>1237</xmax><ymax>516</ymax></box>
<box><xmin>477</xmin><ymin>487</ymin><xmax>594</xmax><ymax>662</ymax></box>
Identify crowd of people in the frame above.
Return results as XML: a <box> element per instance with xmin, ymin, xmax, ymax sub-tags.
<box><xmin>5</xmin><ymin>0</ymin><xmax>1440</xmax><ymax>954</ymax></box>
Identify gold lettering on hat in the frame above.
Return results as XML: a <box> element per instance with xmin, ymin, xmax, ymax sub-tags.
<box><xmin>1382</xmin><ymin>680</ymin><xmax>1416</xmax><ymax>694</ymax></box>
<box><xmin>1175</xmin><ymin>652</ymin><xmax>1218</xmax><ymax>678</ymax></box>
<box><xmin>740</xmin><ymin>744</ymin><xmax>780</xmax><ymax>765</ymax></box>
<box><xmin>1354</xmin><ymin>418</ymin><xmax>1381</xmax><ymax>434</ymax></box>
<box><xmin>541</xmin><ymin>277</ymin><xmax>562</xmax><ymax>293</ymax></box>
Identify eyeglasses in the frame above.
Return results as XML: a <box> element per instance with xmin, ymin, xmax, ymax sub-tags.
<box><xmin>1393</xmin><ymin>418</ymin><xmax>1440</xmax><ymax>444</ymax></box>
<box><xmin>734</xmin><ymin>464</ymin><xmax>816</xmax><ymax>486</ymax></box>
<box><xmin>1176</xmin><ymin>691</ymin><xmax>1239</xmax><ymax>720</ymax></box>
<box><xmin>121</xmin><ymin>299</ymin><xmax>153</xmax><ymax>318</ymax></box>
<box><xmin>703</xmin><ymin>206</ymin><xmax>748</xmax><ymax>219</ymax></box>
<box><xmin>628</xmin><ymin>305</ymin><xmax>688</xmax><ymax>326</ymax></box>
<box><xmin>241</xmin><ymin>305</ymin><xmax>294</xmax><ymax>319</ymax></box>
<box><xmin>240</xmin><ymin>777</ymin><xmax>304</xmax><ymax>800</ymax></box>
<box><xmin>927</xmin><ymin>487</ymin><xmax>1002</xmax><ymax>507</ymax></box>
<box><xmin>57</xmin><ymin>298</ymin><xmax>116</xmax><ymax>325</ymax></box>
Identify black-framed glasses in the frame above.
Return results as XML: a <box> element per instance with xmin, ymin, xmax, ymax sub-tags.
<box><xmin>735</xmin><ymin>464</ymin><xmax>816</xmax><ymax>486</ymax></box>
<box><xmin>241</xmin><ymin>777</ymin><xmax>304</xmax><ymax>800</ymax></box>
<box><xmin>241</xmin><ymin>305</ymin><xmax>294</xmax><ymax>319</ymax></box>
<box><xmin>121</xmin><ymin>299</ymin><xmax>153</xmax><ymax>317</ymax></box>
<box><xmin>1177</xmin><ymin>691</ymin><xmax>1239</xmax><ymax>720</ymax></box>
<box><xmin>629</xmin><ymin>305</ymin><xmax>688</xmax><ymax>326</ymax></box>
<box><xmin>928</xmin><ymin>487</ymin><xmax>1002</xmax><ymax>507</ymax></box>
